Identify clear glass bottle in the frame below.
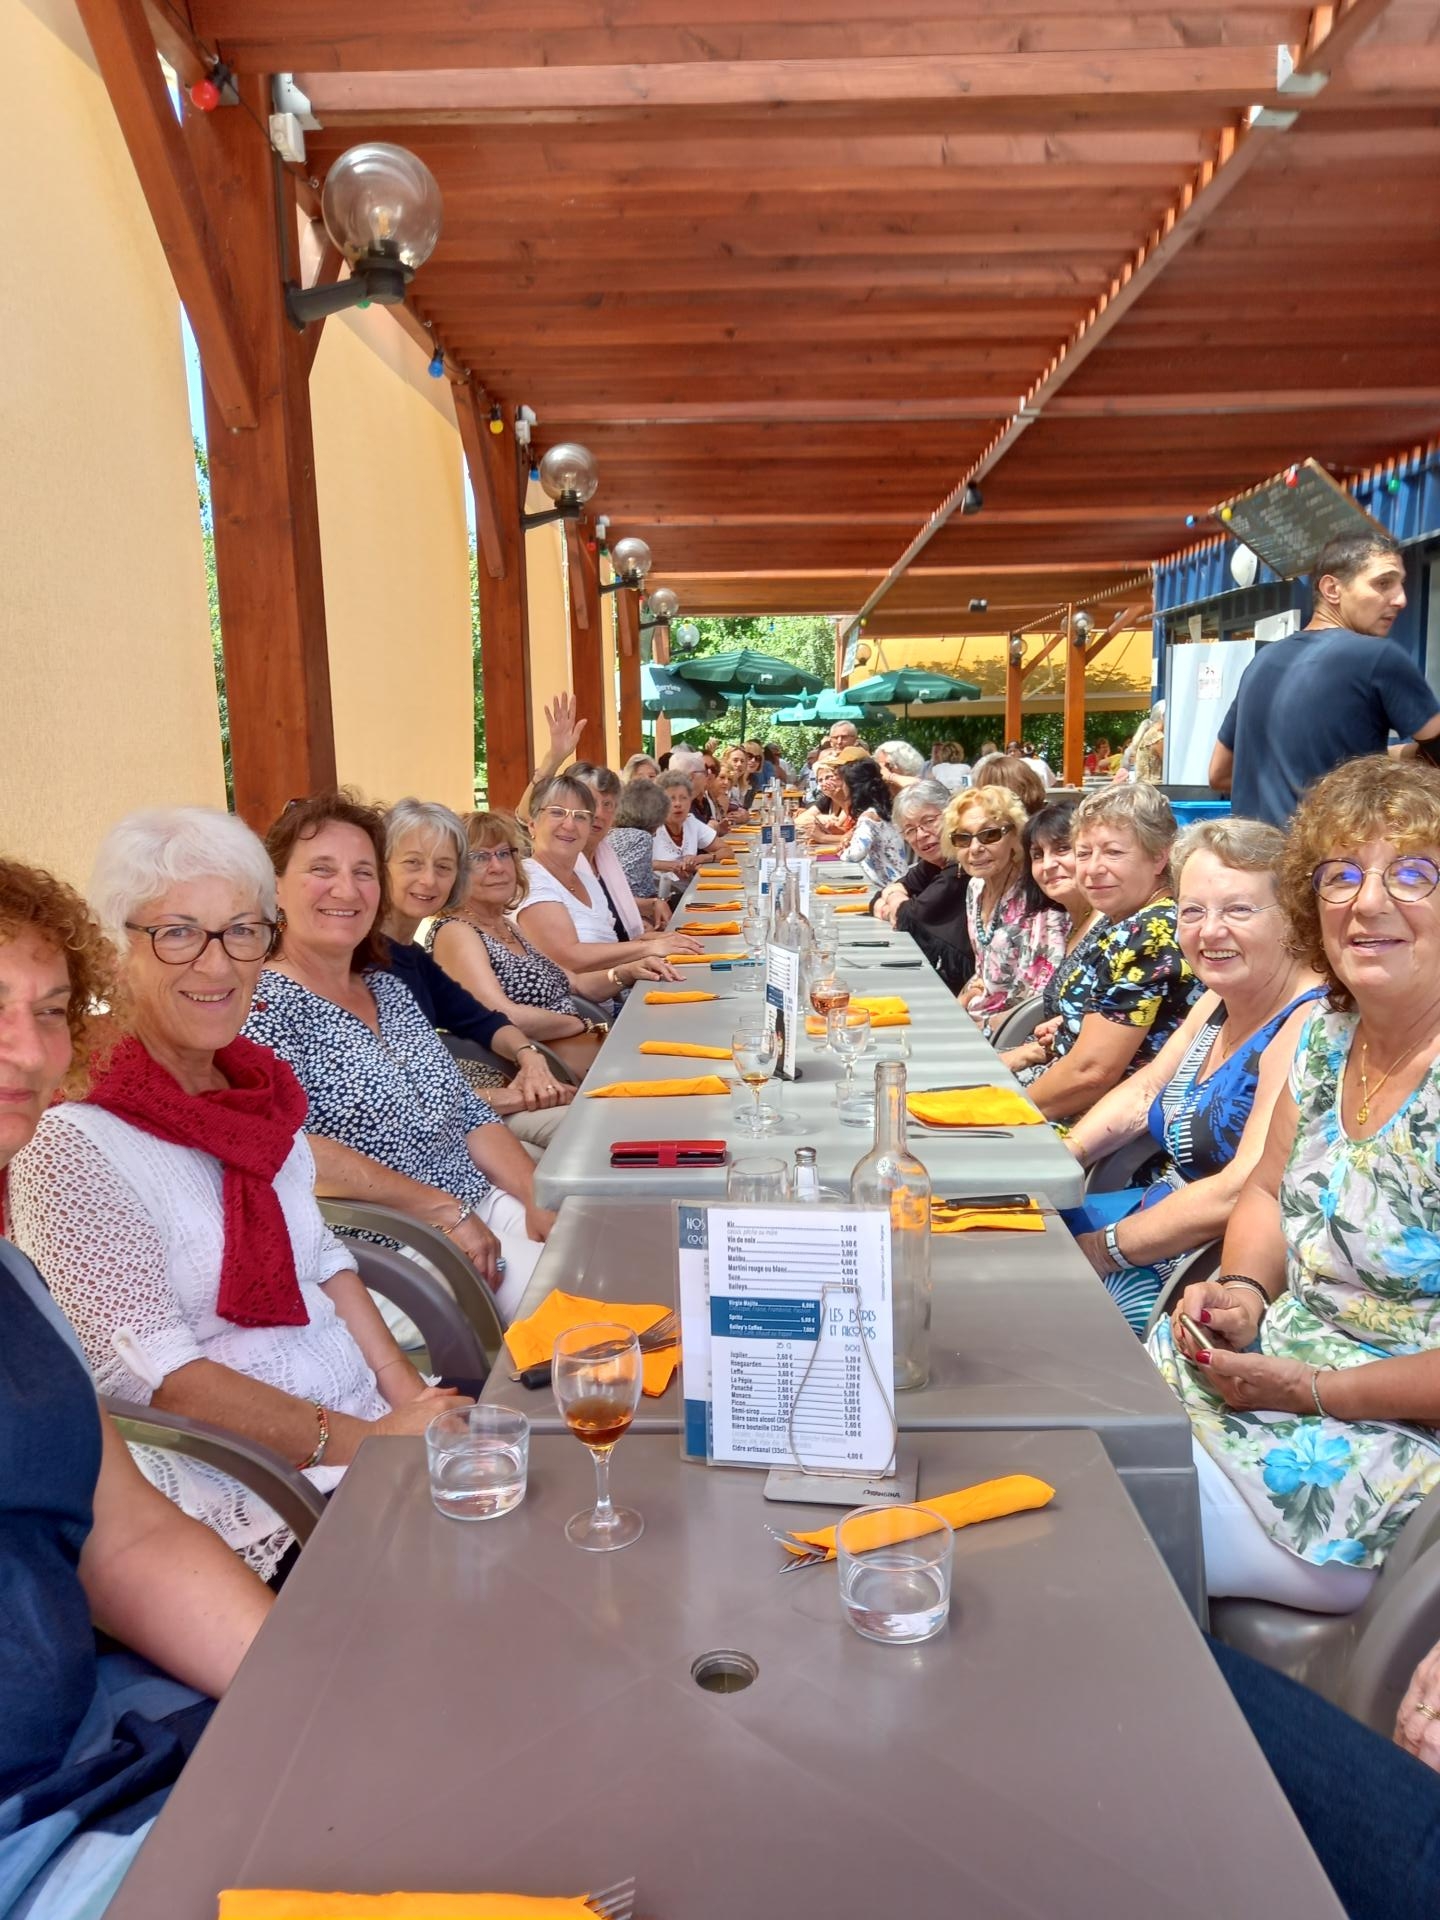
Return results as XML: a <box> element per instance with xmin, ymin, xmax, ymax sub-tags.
<box><xmin>791</xmin><ymin>1146</ymin><xmax>822</xmax><ymax>1201</ymax></box>
<box><xmin>849</xmin><ymin>1060</ymin><xmax>932</xmax><ymax>1391</ymax></box>
<box><xmin>766</xmin><ymin>838</ymin><xmax>813</xmax><ymax>1082</ymax></box>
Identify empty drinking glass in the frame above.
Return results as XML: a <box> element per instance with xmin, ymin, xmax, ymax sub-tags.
<box><xmin>731</xmin><ymin>957</ymin><xmax>765</xmax><ymax>997</ymax></box>
<box><xmin>727</xmin><ymin>1155</ymin><xmax>790</xmax><ymax>1202</ymax></box>
<box><xmin>828</xmin><ymin>1006</ymin><xmax>872</xmax><ymax>1119</ymax></box>
<box><xmin>837</xmin><ymin>1504</ymin><xmax>954</xmax><ymax>1645</ymax></box>
<box><xmin>425</xmin><ymin>1405</ymin><xmax>530</xmax><ymax>1521</ymax></box>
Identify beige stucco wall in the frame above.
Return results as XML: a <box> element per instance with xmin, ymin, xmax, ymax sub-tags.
<box><xmin>311</xmin><ymin>310</ymin><xmax>474</xmax><ymax>811</ymax></box>
<box><xmin>0</xmin><ymin>0</ymin><xmax>225</xmax><ymax>889</ymax></box>
<box><xmin>524</xmin><ymin>491</ymin><xmax>571</xmax><ymax>770</ymax></box>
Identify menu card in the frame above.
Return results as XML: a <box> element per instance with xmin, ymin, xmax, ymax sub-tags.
<box><xmin>677</xmin><ymin>1203</ymin><xmax>895</xmax><ymax>1474</ymax></box>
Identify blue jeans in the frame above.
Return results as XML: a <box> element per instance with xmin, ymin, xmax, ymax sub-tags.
<box><xmin>1210</xmin><ymin>1636</ymin><xmax>1440</xmax><ymax>1917</ymax></box>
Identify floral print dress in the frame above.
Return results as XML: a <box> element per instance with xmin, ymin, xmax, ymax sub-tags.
<box><xmin>1149</xmin><ymin>1008</ymin><xmax>1440</xmax><ymax>1569</ymax></box>
<box><xmin>1018</xmin><ymin>898</ymin><xmax>1200</xmax><ymax>1083</ymax></box>
<box><xmin>964</xmin><ymin>880</ymin><xmax>1067</xmax><ymax>1026</ymax></box>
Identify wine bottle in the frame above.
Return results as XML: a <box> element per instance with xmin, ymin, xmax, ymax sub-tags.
<box><xmin>766</xmin><ymin>834</ymin><xmax>812</xmax><ymax>1082</ymax></box>
<box><xmin>850</xmin><ymin>1060</ymin><xmax>932</xmax><ymax>1391</ymax></box>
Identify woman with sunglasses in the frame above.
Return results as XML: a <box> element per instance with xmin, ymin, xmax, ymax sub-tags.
<box><xmin>516</xmin><ymin>775</ymin><xmax>701</xmax><ymax>979</ymax></box>
<box><xmin>945</xmin><ymin>786</ymin><xmax>1066</xmax><ymax>1031</ymax></box>
<box><xmin>1157</xmin><ymin>757</ymin><xmax>1440</xmax><ymax>1610</ymax></box>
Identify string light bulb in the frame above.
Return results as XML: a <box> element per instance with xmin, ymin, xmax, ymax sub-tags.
<box><xmin>189</xmin><ymin>75</ymin><xmax>221</xmax><ymax>111</ymax></box>
<box><xmin>426</xmin><ymin>347</ymin><xmax>444</xmax><ymax>378</ymax></box>
<box><xmin>488</xmin><ymin>404</ymin><xmax>504</xmax><ymax>437</ymax></box>
<box><xmin>1386</xmin><ymin>472</ymin><xmax>1402</xmax><ymax>496</ymax></box>
<box><xmin>1284</xmin><ymin>466</ymin><xmax>1299</xmax><ymax>488</ymax></box>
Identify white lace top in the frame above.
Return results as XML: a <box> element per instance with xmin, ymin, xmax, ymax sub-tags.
<box><xmin>6</xmin><ymin>1105</ymin><xmax>388</xmax><ymax>1575</ymax></box>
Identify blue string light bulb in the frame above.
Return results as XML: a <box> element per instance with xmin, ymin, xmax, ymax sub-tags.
<box><xmin>1386</xmin><ymin>472</ymin><xmax>1402</xmax><ymax>496</ymax></box>
<box><xmin>427</xmin><ymin>347</ymin><xmax>444</xmax><ymax>379</ymax></box>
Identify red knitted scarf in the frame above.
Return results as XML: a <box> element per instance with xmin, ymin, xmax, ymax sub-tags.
<box><xmin>87</xmin><ymin>1035</ymin><xmax>310</xmax><ymax>1328</ymax></box>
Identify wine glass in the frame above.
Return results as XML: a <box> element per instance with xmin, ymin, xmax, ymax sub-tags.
<box><xmin>828</xmin><ymin>1006</ymin><xmax>872</xmax><ymax>1115</ymax></box>
<box><xmin>731</xmin><ymin>1021</ymin><xmax>778</xmax><ymax>1136</ymax></box>
<box><xmin>552</xmin><ymin>1323</ymin><xmax>645</xmax><ymax>1551</ymax></box>
<box><xmin>741</xmin><ymin>906</ymin><xmax>769</xmax><ymax>960</ymax></box>
<box><xmin>809</xmin><ymin>968</ymin><xmax>852</xmax><ymax>1046</ymax></box>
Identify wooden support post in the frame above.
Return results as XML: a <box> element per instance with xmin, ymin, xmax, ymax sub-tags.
<box><xmin>459</xmin><ymin>398</ymin><xmax>532</xmax><ymax>810</ymax></box>
<box><xmin>1062</xmin><ymin>605</ymin><xmax>1087</xmax><ymax>788</ymax></box>
<box><xmin>651</xmin><ymin>614</ymin><xmax>672</xmax><ymax>758</ymax></box>
<box><xmin>564</xmin><ymin>521</ymin><xmax>606</xmax><ymax>741</ymax></box>
<box><xmin>1004</xmin><ymin>639</ymin><xmax>1023</xmax><ymax>747</ymax></box>
<box><xmin>185</xmin><ymin>77</ymin><xmax>336</xmax><ymax>829</ymax></box>
<box><xmin>615</xmin><ymin>588</ymin><xmax>643</xmax><ymax>763</ymax></box>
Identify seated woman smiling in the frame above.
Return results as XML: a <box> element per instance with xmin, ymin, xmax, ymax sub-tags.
<box><xmin>1157</xmin><ymin>758</ymin><xmax>1440</xmax><ymax>1611</ymax></box>
<box><xmin>1063</xmin><ymin>819</ymin><xmax>1325</xmax><ymax>1335</ymax></box>
<box><xmin>8</xmin><ymin>810</ymin><xmax>462</xmax><ymax>1583</ymax></box>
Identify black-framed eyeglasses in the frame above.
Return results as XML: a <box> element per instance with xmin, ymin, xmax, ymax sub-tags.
<box><xmin>470</xmin><ymin>845</ymin><xmax>516</xmax><ymax>868</ymax></box>
<box><xmin>1312</xmin><ymin>856</ymin><xmax>1440</xmax><ymax>905</ymax></box>
<box><xmin>126</xmin><ymin>920</ymin><xmax>279</xmax><ymax>964</ymax></box>
<box><xmin>952</xmin><ymin>825</ymin><xmax>1011</xmax><ymax>849</ymax></box>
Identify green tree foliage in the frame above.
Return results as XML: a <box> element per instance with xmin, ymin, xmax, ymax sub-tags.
<box><xmin>470</xmin><ymin>536</ymin><xmax>486</xmax><ymax>798</ymax></box>
<box><xmin>194</xmin><ymin>438</ymin><xmax>234</xmax><ymax>808</ymax></box>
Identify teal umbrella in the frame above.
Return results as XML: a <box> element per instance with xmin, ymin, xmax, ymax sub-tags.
<box><xmin>641</xmin><ymin>662</ymin><xmax>726</xmax><ymax>720</ymax></box>
<box><xmin>845</xmin><ymin>668</ymin><xmax>981</xmax><ymax>721</ymax></box>
<box><xmin>673</xmin><ymin>648</ymin><xmax>824</xmax><ymax>738</ymax></box>
<box><xmin>772</xmin><ymin>688</ymin><xmax>871</xmax><ymax>726</ymax></box>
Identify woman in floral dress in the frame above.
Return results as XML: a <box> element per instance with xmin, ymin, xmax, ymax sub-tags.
<box><xmin>945</xmin><ymin>785</ymin><xmax>1066</xmax><ymax>1032</ymax></box>
<box><xmin>1156</xmin><ymin>757</ymin><xmax>1440</xmax><ymax>1611</ymax></box>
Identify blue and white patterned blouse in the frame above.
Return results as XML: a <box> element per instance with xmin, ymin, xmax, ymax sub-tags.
<box><xmin>244</xmin><ymin>968</ymin><xmax>500</xmax><ymax>1210</ymax></box>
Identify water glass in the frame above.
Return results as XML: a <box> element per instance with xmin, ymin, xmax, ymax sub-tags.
<box><xmin>828</xmin><ymin>1006</ymin><xmax>873</xmax><ymax>1119</ymax></box>
<box><xmin>837</xmin><ymin>1505</ymin><xmax>954</xmax><ymax>1645</ymax></box>
<box><xmin>731</xmin><ymin>958</ymin><xmax>765</xmax><ymax>997</ymax></box>
<box><xmin>727</xmin><ymin>1155</ymin><xmax>790</xmax><ymax>1202</ymax></box>
<box><xmin>426</xmin><ymin>1405</ymin><xmax>530</xmax><ymax>1521</ymax></box>
<box><xmin>741</xmin><ymin>909</ymin><xmax>769</xmax><ymax>960</ymax></box>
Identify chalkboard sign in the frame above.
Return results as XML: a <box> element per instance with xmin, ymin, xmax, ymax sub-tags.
<box><xmin>1213</xmin><ymin>458</ymin><xmax>1388</xmax><ymax>581</ymax></box>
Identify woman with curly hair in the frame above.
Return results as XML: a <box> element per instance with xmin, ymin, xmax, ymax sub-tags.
<box><xmin>0</xmin><ymin>857</ymin><xmax>272</xmax><ymax>1917</ymax></box>
<box><xmin>945</xmin><ymin>784</ymin><xmax>1066</xmax><ymax>1032</ymax></box>
<box><xmin>839</xmin><ymin>756</ymin><xmax>908</xmax><ymax>889</ymax></box>
<box><xmin>1158</xmin><ymin>755</ymin><xmax>1440</xmax><ymax>1610</ymax></box>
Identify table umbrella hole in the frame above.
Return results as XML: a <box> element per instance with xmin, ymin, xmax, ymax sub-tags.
<box><xmin>692</xmin><ymin>1650</ymin><xmax>759</xmax><ymax>1694</ymax></box>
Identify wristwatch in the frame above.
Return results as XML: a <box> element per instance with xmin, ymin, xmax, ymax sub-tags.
<box><xmin>1102</xmin><ymin>1222</ymin><xmax>1125</xmax><ymax>1271</ymax></box>
<box><xmin>514</xmin><ymin>1042</ymin><xmax>544</xmax><ymax>1060</ymax></box>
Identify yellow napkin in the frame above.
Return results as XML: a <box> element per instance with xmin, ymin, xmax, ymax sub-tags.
<box><xmin>778</xmin><ymin>1475</ymin><xmax>1056</xmax><ymax>1563</ymax></box>
<box><xmin>671</xmin><ymin>951</ymin><xmax>745</xmax><ymax>965</ymax></box>
<box><xmin>698</xmin><ymin>881</ymin><xmax>741</xmax><ymax>891</ymax></box>
<box><xmin>504</xmin><ymin>1287</ymin><xmax>677</xmax><ymax>1396</ymax></box>
<box><xmin>638</xmin><ymin>1040</ymin><xmax>732</xmax><ymax>1060</ymax></box>
<box><xmin>219</xmin><ymin>1894</ymin><xmax>597</xmax><ymax>1918</ymax></box>
<box><xmin>932</xmin><ymin>1201</ymin><xmax>1046</xmax><ymax>1234</ymax></box>
<box><xmin>687</xmin><ymin>900</ymin><xmax>743</xmax><ymax>911</ymax></box>
<box><xmin>688</xmin><ymin>921</ymin><xmax>742</xmax><ymax>936</ymax></box>
<box><xmin>805</xmin><ymin>995</ymin><xmax>910</xmax><ymax>1035</ymax></box>
<box><xmin>585</xmin><ymin>1074</ymin><xmax>729</xmax><ymax>1098</ymax></box>
<box><xmin>834</xmin><ymin>902</ymin><xmax>870</xmax><ymax>915</ymax></box>
<box><xmin>644</xmin><ymin>989</ymin><xmax>716</xmax><ymax>1004</ymax></box>
<box><xmin>815</xmin><ymin>885</ymin><xmax>867</xmax><ymax>896</ymax></box>
<box><xmin>906</xmin><ymin>1087</ymin><xmax>1044</xmax><ymax>1128</ymax></box>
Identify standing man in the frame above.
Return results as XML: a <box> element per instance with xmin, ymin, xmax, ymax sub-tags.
<box><xmin>1209</xmin><ymin>533</ymin><xmax>1440</xmax><ymax>826</ymax></box>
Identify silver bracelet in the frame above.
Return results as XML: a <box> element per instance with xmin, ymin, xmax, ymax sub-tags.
<box><xmin>1310</xmin><ymin>1367</ymin><xmax>1333</xmax><ymax>1418</ymax></box>
<box><xmin>1217</xmin><ymin>1274</ymin><xmax>1272</xmax><ymax>1313</ymax></box>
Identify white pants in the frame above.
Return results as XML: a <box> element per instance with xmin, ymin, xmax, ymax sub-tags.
<box><xmin>1195</xmin><ymin>1441</ymin><xmax>1376</xmax><ymax>1614</ymax></box>
<box><xmin>374</xmin><ymin>1186</ymin><xmax>545</xmax><ymax>1353</ymax></box>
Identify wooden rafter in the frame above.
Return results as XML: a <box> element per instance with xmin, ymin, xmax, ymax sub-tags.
<box><xmin>839</xmin><ymin>0</ymin><xmax>1397</xmax><ymax>645</ymax></box>
<box><xmin>75</xmin><ymin>0</ymin><xmax>257</xmax><ymax>431</ymax></box>
<box><xmin>297</xmin><ymin>224</ymin><xmax>345</xmax><ymax>378</ymax></box>
<box><xmin>452</xmin><ymin>381</ymin><xmax>506</xmax><ymax>581</ymax></box>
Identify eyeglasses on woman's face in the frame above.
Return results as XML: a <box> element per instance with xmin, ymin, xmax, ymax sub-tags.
<box><xmin>951</xmin><ymin>824</ymin><xmax>1011</xmax><ymax>850</ymax></box>
<box><xmin>745</xmin><ymin>752</ymin><xmax>762</xmax><ymax>765</ymax></box>
<box><xmin>539</xmin><ymin>804</ymin><xmax>595</xmax><ymax>828</ymax></box>
<box><xmin>127</xmin><ymin>920</ymin><xmax>278</xmax><ymax>964</ymax></box>
<box><xmin>470</xmin><ymin>845</ymin><xmax>516</xmax><ymax>869</ymax></box>
<box><xmin>1312</xmin><ymin>855</ymin><xmax>1440</xmax><ymax>905</ymax></box>
<box><xmin>1176</xmin><ymin>901</ymin><xmax>1280</xmax><ymax>929</ymax></box>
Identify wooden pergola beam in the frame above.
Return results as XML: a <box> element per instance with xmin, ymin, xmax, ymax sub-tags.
<box><xmin>614</xmin><ymin>586</ymin><xmax>643</xmax><ymax>763</ymax></box>
<box><xmin>467</xmin><ymin>414</ymin><xmax>533</xmax><ymax>809</ymax></box>
<box><xmin>452</xmin><ymin>382</ymin><xmax>506</xmax><ymax>582</ymax></box>
<box><xmin>74</xmin><ymin>0</ymin><xmax>257</xmax><ymax>432</ymax></box>
<box><xmin>565</xmin><ymin>521</ymin><xmax>608</xmax><ymax>742</ymax></box>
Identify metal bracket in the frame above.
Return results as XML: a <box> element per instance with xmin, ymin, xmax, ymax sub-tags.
<box><xmin>1249</xmin><ymin>103</ymin><xmax>1300</xmax><ymax>129</ymax></box>
<box><xmin>1275</xmin><ymin>43</ymin><xmax>1329</xmax><ymax>96</ymax></box>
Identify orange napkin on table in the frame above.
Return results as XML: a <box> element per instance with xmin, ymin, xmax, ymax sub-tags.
<box><xmin>777</xmin><ymin>1476</ymin><xmax>1055</xmax><ymax>1563</ymax></box>
<box><xmin>504</xmin><ymin>1287</ymin><xmax>677</xmax><ymax>1396</ymax></box>
<box><xmin>815</xmin><ymin>885</ymin><xmax>867</xmax><ymax>895</ymax></box>
<box><xmin>686</xmin><ymin>900</ymin><xmax>743</xmax><ymax>911</ymax></box>
<box><xmin>906</xmin><ymin>1087</ymin><xmax>1045</xmax><ymax>1128</ymax></box>
<box><xmin>931</xmin><ymin>1201</ymin><xmax>1046</xmax><ymax>1234</ymax></box>
<box><xmin>220</xmin><ymin>1893</ymin><xmax>601</xmax><ymax>1918</ymax></box>
<box><xmin>671</xmin><ymin>951</ymin><xmax>746</xmax><ymax>965</ymax></box>
<box><xmin>638</xmin><ymin>1040</ymin><xmax>732</xmax><ymax>1060</ymax></box>
<box><xmin>585</xmin><ymin>1074</ymin><xmax>729</xmax><ymax>1098</ymax></box>
<box><xmin>688</xmin><ymin>921</ymin><xmax>742</xmax><ymax>936</ymax></box>
<box><xmin>833</xmin><ymin>902</ymin><xmax>871</xmax><ymax>915</ymax></box>
<box><xmin>699</xmin><ymin>881</ymin><xmax>742</xmax><ymax>891</ymax></box>
<box><xmin>645</xmin><ymin>989</ymin><xmax>716</xmax><ymax>1004</ymax></box>
<box><xmin>804</xmin><ymin>995</ymin><xmax>910</xmax><ymax>1035</ymax></box>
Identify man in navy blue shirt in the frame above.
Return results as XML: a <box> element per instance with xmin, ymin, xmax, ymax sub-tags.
<box><xmin>1209</xmin><ymin>533</ymin><xmax>1440</xmax><ymax>826</ymax></box>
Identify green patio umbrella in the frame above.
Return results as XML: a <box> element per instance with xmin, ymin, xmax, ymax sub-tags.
<box><xmin>673</xmin><ymin>648</ymin><xmax>824</xmax><ymax>738</ymax></box>
<box><xmin>772</xmin><ymin>688</ymin><xmax>871</xmax><ymax>726</ymax></box>
<box><xmin>641</xmin><ymin>662</ymin><xmax>727</xmax><ymax>720</ymax></box>
<box><xmin>844</xmin><ymin>668</ymin><xmax>981</xmax><ymax>722</ymax></box>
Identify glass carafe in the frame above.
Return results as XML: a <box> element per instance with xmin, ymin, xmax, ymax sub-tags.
<box><xmin>849</xmin><ymin>1060</ymin><xmax>932</xmax><ymax>1390</ymax></box>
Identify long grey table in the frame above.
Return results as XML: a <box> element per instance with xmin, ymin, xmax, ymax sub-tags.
<box><xmin>485</xmin><ymin>1198</ymin><xmax>1203</xmax><ymax>1618</ymax></box>
<box><xmin>533</xmin><ymin>871</ymin><xmax>1084</xmax><ymax>1207</ymax></box>
<box><xmin>106</xmin><ymin>1430</ymin><xmax>1341</xmax><ymax>1920</ymax></box>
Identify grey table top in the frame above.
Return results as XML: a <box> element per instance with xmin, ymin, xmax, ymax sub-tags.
<box><xmin>488</xmin><ymin>1198</ymin><xmax>1189</xmax><ymax>1463</ymax></box>
<box><xmin>106</xmin><ymin>1429</ymin><xmax>1341</xmax><ymax>1920</ymax></box>
<box><xmin>533</xmin><ymin>875</ymin><xmax>1084</xmax><ymax>1208</ymax></box>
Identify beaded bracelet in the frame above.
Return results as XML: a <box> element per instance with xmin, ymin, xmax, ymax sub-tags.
<box><xmin>297</xmin><ymin>1401</ymin><xmax>330</xmax><ymax>1471</ymax></box>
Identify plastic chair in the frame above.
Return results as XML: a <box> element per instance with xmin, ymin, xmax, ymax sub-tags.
<box><xmin>990</xmin><ymin>994</ymin><xmax>1046</xmax><ymax>1053</ymax></box>
<box><xmin>319</xmin><ymin>1198</ymin><xmax>505</xmax><ymax>1365</ymax></box>
<box><xmin>1084</xmin><ymin>1131</ymin><xmax>1164</xmax><ymax>1195</ymax></box>
<box><xmin>102</xmin><ymin>1397</ymin><xmax>328</xmax><ymax>1544</ymax></box>
<box><xmin>348</xmin><ymin>1240</ymin><xmax>491</xmax><ymax>1386</ymax></box>
<box><xmin>1141</xmin><ymin>1242</ymin><xmax>1222</xmax><ymax>1336</ymax></box>
<box><xmin>439</xmin><ymin>1030</ymin><xmax>579</xmax><ymax>1089</ymax></box>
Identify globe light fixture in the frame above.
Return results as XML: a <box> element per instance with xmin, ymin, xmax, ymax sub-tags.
<box><xmin>287</xmin><ymin>143</ymin><xmax>443</xmax><ymax>330</ymax></box>
<box><xmin>523</xmin><ymin>443</ymin><xmax>601</xmax><ymax>529</ymax></box>
<box><xmin>599</xmin><ymin>537</ymin><xmax>654</xmax><ymax>595</ymax></box>
<box><xmin>671</xmin><ymin>620</ymin><xmax>702</xmax><ymax>653</ymax></box>
<box><xmin>647</xmin><ymin>586</ymin><xmax>680</xmax><ymax>621</ymax></box>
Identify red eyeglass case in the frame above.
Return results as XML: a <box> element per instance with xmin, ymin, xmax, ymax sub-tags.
<box><xmin>609</xmin><ymin>1139</ymin><xmax>728</xmax><ymax>1168</ymax></box>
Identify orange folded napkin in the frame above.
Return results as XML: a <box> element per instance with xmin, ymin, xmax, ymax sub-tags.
<box><xmin>804</xmin><ymin>995</ymin><xmax>910</xmax><ymax>1035</ymax></box>
<box><xmin>585</xmin><ymin>1074</ymin><xmax>730</xmax><ymax>1098</ymax></box>
<box><xmin>638</xmin><ymin>1040</ymin><xmax>732</xmax><ymax>1060</ymax></box>
<box><xmin>644</xmin><ymin>989</ymin><xmax>716</xmax><ymax>1004</ymax></box>
<box><xmin>504</xmin><ymin>1287</ymin><xmax>677</xmax><ymax>1396</ymax></box>
<box><xmin>686</xmin><ymin>900</ymin><xmax>743</xmax><ymax>911</ymax></box>
<box><xmin>815</xmin><ymin>885</ymin><xmax>867</xmax><ymax>895</ymax></box>
<box><xmin>219</xmin><ymin>1894</ymin><xmax>601</xmax><ymax>1918</ymax></box>
<box><xmin>671</xmin><ymin>951</ymin><xmax>745</xmax><ymax>965</ymax></box>
<box><xmin>698</xmin><ymin>881</ymin><xmax>741</xmax><ymax>891</ymax></box>
<box><xmin>833</xmin><ymin>902</ymin><xmax>871</xmax><ymax>915</ymax></box>
<box><xmin>778</xmin><ymin>1475</ymin><xmax>1055</xmax><ymax>1563</ymax></box>
<box><xmin>931</xmin><ymin>1201</ymin><xmax>1046</xmax><ymax>1234</ymax></box>
<box><xmin>906</xmin><ymin>1087</ymin><xmax>1044</xmax><ymax>1128</ymax></box>
<box><xmin>688</xmin><ymin>921</ymin><xmax>742</xmax><ymax>936</ymax></box>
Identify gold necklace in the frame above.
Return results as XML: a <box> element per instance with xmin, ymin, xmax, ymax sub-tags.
<box><xmin>1357</xmin><ymin>1035</ymin><xmax>1421</xmax><ymax>1126</ymax></box>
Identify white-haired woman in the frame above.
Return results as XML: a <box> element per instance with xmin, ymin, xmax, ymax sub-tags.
<box><xmin>1001</xmin><ymin>784</ymin><xmax>1201</xmax><ymax>1122</ymax></box>
<box><xmin>7</xmin><ymin>808</ymin><xmax>466</xmax><ymax>1584</ymax></box>
<box><xmin>652</xmin><ymin>768</ymin><xmax>719</xmax><ymax>882</ymax></box>
<box><xmin>1062</xmin><ymin>819</ymin><xmax>1325</xmax><ymax>1334</ymax></box>
<box><xmin>871</xmin><ymin>779</ymin><xmax>974</xmax><ymax>992</ymax></box>
<box><xmin>382</xmin><ymin>797</ymin><xmax>573</xmax><ymax>1149</ymax></box>
<box><xmin>874</xmin><ymin>739</ymin><xmax>924</xmax><ymax>794</ymax></box>
<box><xmin>623</xmin><ymin>753</ymin><xmax>659</xmax><ymax>782</ymax></box>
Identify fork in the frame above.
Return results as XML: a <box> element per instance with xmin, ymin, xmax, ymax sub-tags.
<box><xmin>515</xmin><ymin>1313</ymin><xmax>679</xmax><ymax>1389</ymax></box>
<box><xmin>586</xmin><ymin>1876</ymin><xmax>638</xmax><ymax>1920</ymax></box>
<box><xmin>765</xmin><ymin>1525</ymin><xmax>831</xmax><ymax>1572</ymax></box>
